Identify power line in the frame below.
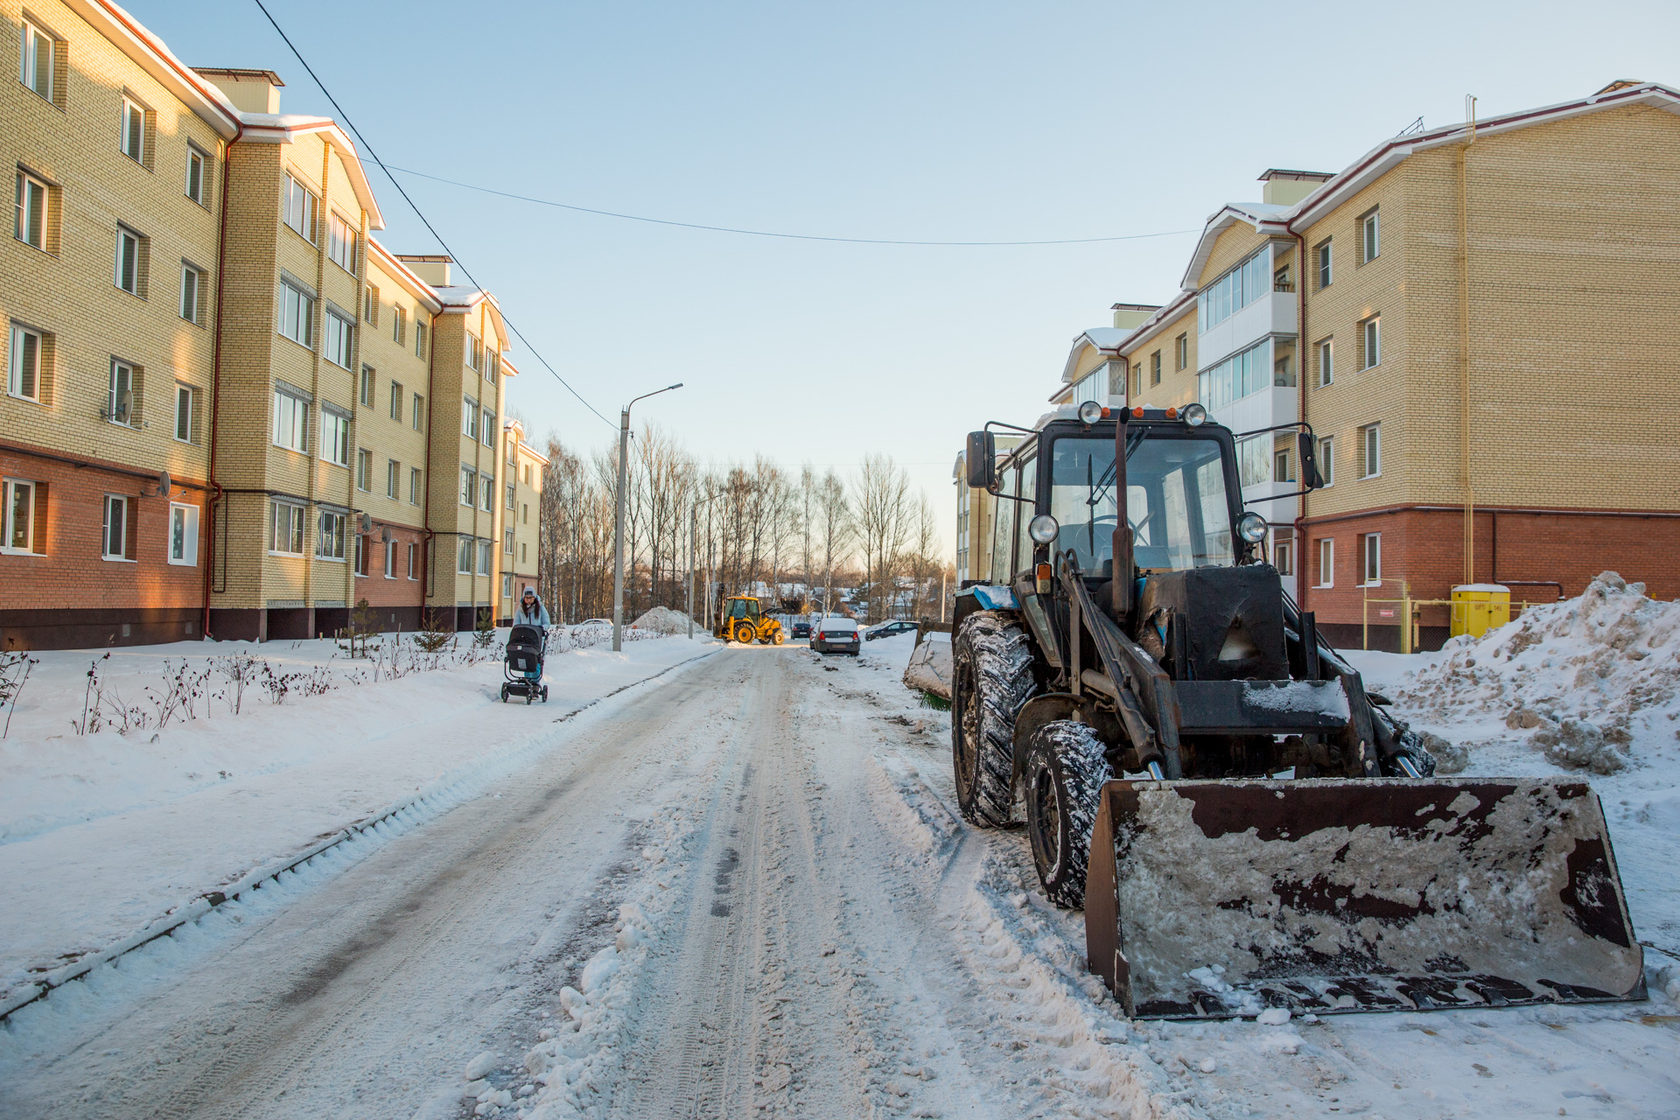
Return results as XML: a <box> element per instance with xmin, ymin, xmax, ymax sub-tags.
<box><xmin>386</xmin><ymin>164</ymin><xmax>1203</xmax><ymax>247</ymax></box>
<box><xmin>248</xmin><ymin>0</ymin><xmax>616</xmax><ymax>431</ymax></box>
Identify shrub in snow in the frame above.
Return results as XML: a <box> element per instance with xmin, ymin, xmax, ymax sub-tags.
<box><xmin>414</xmin><ymin>607</ymin><xmax>456</xmax><ymax>653</ymax></box>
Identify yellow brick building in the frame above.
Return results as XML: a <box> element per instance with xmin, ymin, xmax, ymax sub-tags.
<box><xmin>500</xmin><ymin>415</ymin><xmax>546</xmax><ymax>623</ymax></box>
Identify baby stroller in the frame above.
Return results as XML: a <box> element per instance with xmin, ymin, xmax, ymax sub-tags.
<box><xmin>501</xmin><ymin>624</ymin><xmax>550</xmax><ymax>704</ymax></box>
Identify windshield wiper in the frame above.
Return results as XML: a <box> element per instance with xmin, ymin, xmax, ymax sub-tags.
<box><xmin>1089</xmin><ymin>430</ymin><xmax>1145</xmax><ymax>510</ymax></box>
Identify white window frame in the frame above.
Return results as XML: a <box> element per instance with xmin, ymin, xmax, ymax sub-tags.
<box><xmin>108</xmin><ymin>358</ymin><xmax>137</xmax><ymax>427</ymax></box>
<box><xmin>278</xmin><ymin>279</ymin><xmax>313</xmax><ymax>346</ymax></box>
<box><xmin>480</xmin><ymin>477</ymin><xmax>494</xmax><ymax>513</ymax></box>
<box><xmin>409</xmin><ymin>466</ymin><xmax>422</xmax><ymax>505</ymax></box>
<box><xmin>322</xmin><ymin>306</ymin><xmax>354</xmax><ymax>369</ymax></box>
<box><xmin>389</xmin><ymin>380</ymin><xmax>403</xmax><ymax>421</ymax></box>
<box><xmin>317</xmin><ymin>509</ymin><xmax>347</xmax><ymax>560</ymax></box>
<box><xmin>115</xmin><ymin>224</ymin><xmax>143</xmax><ymax>296</ymax></box>
<box><xmin>384</xmin><ymin>540</ymin><xmax>397</xmax><ymax>579</ymax></box>
<box><xmin>283</xmin><ymin>173</ymin><xmax>317</xmax><ymax>242</ymax></box>
<box><xmin>407</xmin><ymin>541</ymin><xmax>418</xmax><ymax>580</ymax></box>
<box><xmin>482</xmin><ymin>411</ymin><xmax>495</xmax><ymax>447</ymax></box>
<box><xmin>2</xmin><ymin>478</ymin><xmax>38</xmax><ymax>553</ymax></box>
<box><xmin>359</xmin><ymin>365</ymin><xmax>374</xmax><ymax>408</ymax></box>
<box><xmin>392</xmin><ymin>306</ymin><xmax>406</xmax><ymax>345</ymax></box>
<box><xmin>1361</xmin><ymin>533</ymin><xmax>1382</xmax><ymax>587</ymax></box>
<box><xmin>327</xmin><ymin>211</ymin><xmax>357</xmax><ymax>274</ymax></box>
<box><xmin>505</xmin><ymin>483</ymin><xmax>516</xmax><ymax>511</ymax></box>
<box><xmin>386</xmin><ymin>458</ymin><xmax>400</xmax><ymax>499</ymax></box>
<box><xmin>120</xmin><ymin>97</ymin><xmax>146</xmax><ymax>165</ymax></box>
<box><xmin>101</xmin><ymin>494</ymin><xmax>130</xmax><ymax>560</ymax></box>
<box><xmin>1273</xmin><ymin>539</ymin><xmax>1293</xmax><ymax>576</ymax></box>
<box><xmin>272</xmin><ymin>387</ymin><xmax>309</xmax><ymax>452</ymax></box>
<box><xmin>503</xmin><ymin>528</ymin><xmax>514</xmax><ymax>555</ymax></box>
<box><xmin>457</xmin><ymin>536</ymin><xmax>473</xmax><ymax>574</ymax></box>
<box><xmin>1360</xmin><ymin>423</ymin><xmax>1381</xmax><ymax>479</ymax></box>
<box><xmin>1360</xmin><ymin>209</ymin><xmax>1380</xmax><ymax>263</ymax></box>
<box><xmin>353</xmin><ymin>533</ymin><xmax>367</xmax><ymax>577</ymax></box>
<box><xmin>321</xmin><ymin>408</ymin><xmax>351</xmax><ymax>467</ymax></box>
<box><xmin>463</xmin><ymin>397</ymin><xmax>479</xmax><ymax>439</ymax></box>
<box><xmin>185</xmin><ymin>145</ymin><xmax>208</xmax><ymax>206</ymax></box>
<box><xmin>1316</xmin><ymin>338</ymin><xmax>1333</xmax><ymax>387</ymax></box>
<box><xmin>486</xmin><ymin>350</ymin><xmax>499</xmax><ymax>382</ymax></box>
<box><xmin>1361</xmin><ymin>316</ymin><xmax>1380</xmax><ymax>370</ymax></box>
<box><xmin>19</xmin><ymin>20</ymin><xmax>55</xmax><ymax>103</ymax></box>
<box><xmin>460</xmin><ymin>467</ymin><xmax>475</xmax><ymax>507</ymax></box>
<box><xmin>415</xmin><ymin>321</ymin><xmax>428</xmax><ymax>359</ymax></box>
<box><xmin>179</xmin><ymin>262</ymin><xmax>204</xmax><ymax>324</ymax></box>
<box><xmin>270</xmin><ymin>499</ymin><xmax>305</xmax><ymax>555</ymax></box>
<box><xmin>8</xmin><ymin>323</ymin><xmax>42</xmax><ymax>402</ymax></box>
<box><xmin>1315</xmin><ymin>538</ymin><xmax>1334</xmax><ymax>589</ymax></box>
<box><xmin>174</xmin><ymin>382</ymin><xmax>195</xmax><ymax>443</ymax></box>
<box><xmin>412</xmin><ymin>394</ymin><xmax>424</xmax><ymax>431</ymax></box>
<box><xmin>477</xmin><ymin>539</ymin><xmax>492</xmax><ymax>576</ymax></box>
<box><xmin>1314</xmin><ymin>238</ymin><xmax>1332</xmax><ymax>289</ymax></box>
<box><xmin>15</xmin><ymin>169</ymin><xmax>48</xmax><ymax>250</ymax></box>
<box><xmin>1318</xmin><ymin>435</ymin><xmax>1334</xmax><ymax>487</ymax></box>
<box><xmin>356</xmin><ymin>448</ymin><xmax>372</xmax><ymax>491</ymax></box>
<box><xmin>466</xmin><ymin>333</ymin><xmax>482</xmax><ymax>371</ymax></box>
<box><xmin>168</xmin><ymin>502</ymin><xmax>199</xmax><ymax>566</ymax></box>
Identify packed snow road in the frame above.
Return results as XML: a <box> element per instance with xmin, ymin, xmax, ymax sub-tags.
<box><xmin>3</xmin><ymin>638</ymin><xmax>1677</xmax><ymax>1119</ymax></box>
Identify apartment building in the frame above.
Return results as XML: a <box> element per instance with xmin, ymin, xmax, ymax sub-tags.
<box><xmin>3</xmin><ymin>0</ymin><xmax>238</xmax><ymax>647</ymax></box>
<box><xmin>1</xmin><ymin>1</ymin><xmax>528</xmax><ymax>648</ymax></box>
<box><xmin>500</xmin><ymin>415</ymin><xmax>546</xmax><ymax>623</ymax></box>
<box><xmin>1105</xmin><ymin>83</ymin><xmax>1680</xmax><ymax>648</ymax></box>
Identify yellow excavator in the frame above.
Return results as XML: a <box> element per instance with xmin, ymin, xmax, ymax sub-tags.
<box><xmin>715</xmin><ymin>595</ymin><xmax>785</xmax><ymax>645</ymax></box>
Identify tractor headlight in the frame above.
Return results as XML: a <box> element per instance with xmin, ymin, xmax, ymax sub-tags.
<box><xmin>1077</xmin><ymin>400</ymin><xmax>1105</xmax><ymax>426</ymax></box>
<box><xmin>1236</xmin><ymin>511</ymin><xmax>1268</xmax><ymax>544</ymax></box>
<box><xmin>1028</xmin><ymin>514</ymin><xmax>1061</xmax><ymax>545</ymax></box>
<box><xmin>1182</xmin><ymin>402</ymin><xmax>1208</xmax><ymax>427</ymax></box>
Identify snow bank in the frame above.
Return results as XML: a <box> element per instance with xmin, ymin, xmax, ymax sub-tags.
<box><xmin>1381</xmin><ymin>572</ymin><xmax>1680</xmax><ymax>775</ymax></box>
<box><xmin>629</xmin><ymin>606</ymin><xmax>702</xmax><ymax>635</ymax></box>
<box><xmin>902</xmin><ymin>637</ymin><xmax>952</xmax><ymax>699</ymax></box>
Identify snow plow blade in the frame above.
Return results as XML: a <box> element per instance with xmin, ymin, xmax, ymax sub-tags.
<box><xmin>1085</xmin><ymin>778</ymin><xmax>1645</xmax><ymax>1020</ymax></box>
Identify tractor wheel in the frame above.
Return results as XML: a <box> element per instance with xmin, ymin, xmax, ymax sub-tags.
<box><xmin>772</xmin><ymin>630</ymin><xmax>785</xmax><ymax>645</ymax></box>
<box><xmin>951</xmin><ymin>610</ymin><xmax>1037</xmax><ymax>828</ymax></box>
<box><xmin>735</xmin><ymin>622</ymin><xmax>756</xmax><ymax>644</ymax></box>
<box><xmin>1024</xmin><ymin>720</ymin><xmax>1113</xmax><ymax>909</ymax></box>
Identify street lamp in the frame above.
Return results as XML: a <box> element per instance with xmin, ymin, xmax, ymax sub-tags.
<box><xmin>613</xmin><ymin>382</ymin><xmax>683</xmax><ymax>651</ymax></box>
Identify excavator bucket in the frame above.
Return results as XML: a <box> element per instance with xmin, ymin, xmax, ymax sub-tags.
<box><xmin>1085</xmin><ymin>778</ymin><xmax>1645</xmax><ymax>1020</ymax></box>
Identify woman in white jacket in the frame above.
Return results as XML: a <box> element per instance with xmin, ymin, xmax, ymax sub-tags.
<box><xmin>513</xmin><ymin>587</ymin><xmax>551</xmax><ymax>627</ymax></box>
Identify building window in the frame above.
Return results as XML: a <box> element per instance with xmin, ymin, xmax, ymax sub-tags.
<box><xmin>1274</xmin><ymin>539</ymin><xmax>1293</xmax><ymax>576</ymax></box>
<box><xmin>1359</xmin><ymin>422</ymin><xmax>1381</xmax><ymax>478</ymax></box>
<box><xmin>482</xmin><ymin>411</ymin><xmax>495</xmax><ymax>447</ymax></box>
<box><xmin>460</xmin><ymin>467</ymin><xmax>475</xmax><ymax>507</ymax></box>
<box><xmin>1175</xmin><ymin>333</ymin><xmax>1187</xmax><ymax>371</ymax></box>
<box><xmin>477</xmin><ymin>539</ymin><xmax>492</xmax><ymax>575</ymax></box>
<box><xmin>384</xmin><ymin>540</ymin><xmax>397</xmax><ymax>579</ymax></box>
<box><xmin>457</xmin><ymin>537</ymin><xmax>473</xmax><ymax>574</ymax></box>
<box><xmin>327</xmin><ymin>212</ymin><xmax>358</xmax><ymax>274</ymax></box>
<box><xmin>278</xmin><ymin>279</ymin><xmax>314</xmax><ymax>346</ymax></box>
<box><xmin>1360</xmin><ymin>533</ymin><xmax>1381</xmax><ymax>586</ymax></box>
<box><xmin>270</xmin><ymin>499</ymin><xmax>305</xmax><ymax>555</ymax></box>
<box><xmin>412</xmin><ymin>394</ymin><xmax>424</xmax><ymax>431</ymax></box>
<box><xmin>323</xmin><ymin>307</ymin><xmax>354</xmax><ymax>369</ymax></box>
<box><xmin>356</xmin><ymin>447</ymin><xmax>372</xmax><ymax>490</ymax></box>
<box><xmin>107</xmin><ymin>359</ymin><xmax>138</xmax><ymax>426</ymax></box>
<box><xmin>1359</xmin><ymin>208</ymin><xmax>1380</xmax><ymax>264</ymax></box>
<box><xmin>119</xmin><ymin>97</ymin><xmax>149</xmax><ymax>167</ymax></box>
<box><xmin>1318</xmin><ymin>435</ymin><xmax>1334</xmax><ymax>487</ymax></box>
<box><xmin>466</xmin><ymin>333</ymin><xmax>482</xmax><ymax>372</ymax></box>
<box><xmin>14</xmin><ymin>169</ymin><xmax>49</xmax><ymax>250</ymax></box>
<box><xmin>486</xmin><ymin>350</ymin><xmax>499</xmax><ymax>382</ymax></box>
<box><xmin>480</xmin><ymin>476</ymin><xmax>494</xmax><ymax>512</ymax></box>
<box><xmin>1150</xmin><ymin>351</ymin><xmax>1161</xmax><ymax>387</ymax></box>
<box><xmin>3</xmin><ymin>478</ymin><xmax>39</xmax><ymax>553</ymax></box>
<box><xmin>393</xmin><ymin>306</ymin><xmax>406</xmax><ymax>345</ymax></box>
<box><xmin>283</xmin><ymin>173</ymin><xmax>317</xmax><ymax>242</ymax></box>
<box><xmin>522</xmin><ymin>503</ymin><xmax>529</xmax><ymax>525</ymax></box>
<box><xmin>185</xmin><ymin>145</ymin><xmax>208</xmax><ymax>206</ymax></box>
<box><xmin>415</xmin><ymin>321</ymin><xmax>429</xmax><ymax>359</ymax></box>
<box><xmin>273</xmin><ymin>387</ymin><xmax>309</xmax><ymax>452</ymax></box>
<box><xmin>364</xmin><ymin>285</ymin><xmax>379</xmax><ymax>325</ymax></box>
<box><xmin>520</xmin><ymin>541</ymin><xmax>527</xmax><ymax>562</ymax></box>
<box><xmin>389</xmin><ymin>381</ymin><xmax>403</xmax><ymax>421</ymax></box>
<box><xmin>1314</xmin><ymin>239</ymin><xmax>1332</xmax><ymax>290</ymax></box>
<box><xmin>353</xmin><ymin>533</ymin><xmax>367</xmax><ymax>577</ymax></box>
<box><xmin>1273</xmin><ymin>447</ymin><xmax>1293</xmax><ymax>483</ymax></box>
<box><xmin>19</xmin><ymin>19</ymin><xmax>57</xmax><ymax>104</ymax></box>
<box><xmin>8</xmin><ymin>323</ymin><xmax>44</xmax><ymax>401</ymax></box>
<box><xmin>318</xmin><ymin>510</ymin><xmax>347</xmax><ymax>560</ymax></box>
<box><xmin>505</xmin><ymin>483</ymin><xmax>516</xmax><ymax>511</ymax></box>
<box><xmin>1273</xmin><ymin>354</ymin><xmax>1295</xmax><ymax>387</ymax></box>
<box><xmin>1315</xmin><ymin>538</ymin><xmax>1334</xmax><ymax>588</ymax></box>
<box><xmin>386</xmin><ymin>459</ymin><xmax>400</xmax><ymax>499</ymax></box>
<box><xmin>502</xmin><ymin>572</ymin><xmax>513</xmax><ymax>598</ymax></box>
<box><xmin>321</xmin><ymin>408</ymin><xmax>351</xmax><ymax>467</ymax></box>
<box><xmin>115</xmin><ymin>224</ymin><xmax>147</xmax><ymax>297</ymax></box>
<box><xmin>409</xmin><ymin>467</ymin><xmax>422</xmax><ymax>505</ymax></box>
<box><xmin>101</xmin><ymin>495</ymin><xmax>131</xmax><ymax>560</ymax></box>
<box><xmin>463</xmin><ymin>397</ymin><xmax>479</xmax><ymax>439</ymax></box>
<box><xmin>358</xmin><ymin>365</ymin><xmax>374</xmax><ymax>408</ymax></box>
<box><xmin>407</xmin><ymin>541</ymin><xmax>418</xmax><ymax>579</ymax></box>
<box><xmin>179</xmin><ymin>262</ymin><xmax>206</xmax><ymax>324</ymax></box>
<box><xmin>504</xmin><ymin>528</ymin><xmax>514</xmax><ymax>555</ymax></box>
<box><xmin>1196</xmin><ymin>340</ymin><xmax>1268</xmax><ymax>412</ymax></box>
<box><xmin>168</xmin><ymin>502</ymin><xmax>198</xmax><ymax>566</ymax></box>
<box><xmin>174</xmin><ymin>383</ymin><xmax>195</xmax><ymax>443</ymax></box>
<box><xmin>1315</xmin><ymin>338</ymin><xmax>1333</xmax><ymax>387</ymax></box>
<box><xmin>1197</xmin><ymin>248</ymin><xmax>1269</xmax><ymax>332</ymax></box>
<box><xmin>1359</xmin><ymin>316</ymin><xmax>1380</xmax><ymax>369</ymax></box>
<box><xmin>522</xmin><ymin>465</ymin><xmax>532</xmax><ymax>486</ymax></box>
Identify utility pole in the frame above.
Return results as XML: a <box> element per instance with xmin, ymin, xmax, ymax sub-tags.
<box><xmin>686</xmin><ymin>501</ymin><xmax>696</xmax><ymax>640</ymax></box>
<box><xmin>613</xmin><ymin>382</ymin><xmax>682</xmax><ymax>651</ymax></box>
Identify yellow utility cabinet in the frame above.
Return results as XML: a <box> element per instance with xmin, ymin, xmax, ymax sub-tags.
<box><xmin>1450</xmin><ymin>584</ymin><xmax>1511</xmax><ymax>639</ymax></box>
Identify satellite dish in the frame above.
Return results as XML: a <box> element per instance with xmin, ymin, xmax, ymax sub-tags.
<box><xmin>358</xmin><ymin>512</ymin><xmax>373</xmax><ymax>535</ymax></box>
<box><xmin>156</xmin><ymin>471</ymin><xmax>172</xmax><ymax>498</ymax></box>
<box><xmin>380</xmin><ymin>527</ymin><xmax>394</xmax><ymax>544</ymax></box>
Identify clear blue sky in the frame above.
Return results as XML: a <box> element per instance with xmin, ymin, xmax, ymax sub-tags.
<box><xmin>144</xmin><ymin>0</ymin><xmax>1680</xmax><ymax>558</ymax></box>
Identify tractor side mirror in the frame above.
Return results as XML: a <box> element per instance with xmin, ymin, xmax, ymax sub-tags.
<box><xmin>1298</xmin><ymin>432</ymin><xmax>1324</xmax><ymax>490</ymax></box>
<box><xmin>965</xmin><ymin>431</ymin><xmax>997</xmax><ymax>491</ymax></box>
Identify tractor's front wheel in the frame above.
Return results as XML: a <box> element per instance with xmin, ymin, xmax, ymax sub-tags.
<box><xmin>771</xmin><ymin>629</ymin><xmax>785</xmax><ymax>645</ymax></box>
<box><xmin>1024</xmin><ymin>720</ymin><xmax>1113</xmax><ymax>909</ymax></box>
<box><xmin>734</xmin><ymin>622</ymin><xmax>756</xmax><ymax>644</ymax></box>
<box><xmin>951</xmin><ymin>611</ymin><xmax>1037</xmax><ymax>828</ymax></box>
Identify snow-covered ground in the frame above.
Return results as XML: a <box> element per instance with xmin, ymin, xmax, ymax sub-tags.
<box><xmin>1</xmin><ymin>586</ymin><xmax>1677</xmax><ymax>1119</ymax></box>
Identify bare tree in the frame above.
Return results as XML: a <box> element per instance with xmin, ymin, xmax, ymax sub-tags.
<box><xmin>853</xmin><ymin>454</ymin><xmax>913</xmax><ymax>623</ymax></box>
<box><xmin>814</xmin><ymin>470</ymin><xmax>850</xmax><ymax>615</ymax></box>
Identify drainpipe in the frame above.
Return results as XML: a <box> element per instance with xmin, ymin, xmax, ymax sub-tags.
<box><xmin>1288</xmin><ymin>224</ymin><xmax>1309</xmax><ymax>609</ymax></box>
<box><xmin>202</xmin><ymin>120</ymin><xmax>242</xmax><ymax>639</ymax></box>
<box><xmin>1458</xmin><ymin>99</ymin><xmax>1477</xmax><ymax>585</ymax></box>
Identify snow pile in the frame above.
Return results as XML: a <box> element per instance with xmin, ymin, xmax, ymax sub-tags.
<box><xmin>902</xmin><ymin>636</ymin><xmax>951</xmax><ymax>699</ymax></box>
<box><xmin>1384</xmin><ymin>572</ymin><xmax>1680</xmax><ymax>774</ymax></box>
<box><xmin>629</xmin><ymin>606</ymin><xmax>702</xmax><ymax>635</ymax></box>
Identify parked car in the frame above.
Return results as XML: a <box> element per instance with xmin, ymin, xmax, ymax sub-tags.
<box><xmin>864</xmin><ymin>619</ymin><xmax>917</xmax><ymax>641</ymax></box>
<box><xmin>810</xmin><ymin>617</ymin><xmax>860</xmax><ymax>655</ymax></box>
<box><xmin>791</xmin><ymin>620</ymin><xmax>812</xmax><ymax>639</ymax></box>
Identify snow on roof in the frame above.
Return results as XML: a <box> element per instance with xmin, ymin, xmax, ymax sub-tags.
<box><xmin>236</xmin><ymin>113</ymin><xmax>386</xmax><ymax>230</ymax></box>
<box><xmin>1059</xmin><ymin>327</ymin><xmax>1129</xmax><ymax>385</ymax></box>
<box><xmin>70</xmin><ymin>0</ymin><xmax>241</xmax><ymax>138</ymax></box>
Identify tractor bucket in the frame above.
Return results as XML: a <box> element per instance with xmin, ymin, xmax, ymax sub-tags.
<box><xmin>1085</xmin><ymin>778</ymin><xmax>1645</xmax><ymax>1020</ymax></box>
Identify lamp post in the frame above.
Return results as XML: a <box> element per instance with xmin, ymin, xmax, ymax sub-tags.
<box><xmin>613</xmin><ymin>382</ymin><xmax>683</xmax><ymax>651</ymax></box>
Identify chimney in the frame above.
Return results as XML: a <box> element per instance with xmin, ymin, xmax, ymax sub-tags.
<box><xmin>1260</xmin><ymin>168</ymin><xmax>1334</xmax><ymax>207</ymax></box>
<box><xmin>395</xmin><ymin>254</ymin><xmax>453</xmax><ymax>287</ymax></box>
<box><xmin>1110</xmin><ymin>303</ymin><xmax>1159</xmax><ymax>331</ymax></box>
<box><xmin>194</xmin><ymin>68</ymin><xmax>284</xmax><ymax>115</ymax></box>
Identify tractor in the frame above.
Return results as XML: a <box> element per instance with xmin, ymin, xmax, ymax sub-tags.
<box><xmin>715</xmin><ymin>595</ymin><xmax>785</xmax><ymax>645</ymax></box>
<box><xmin>952</xmin><ymin>400</ymin><xmax>1642</xmax><ymax>1019</ymax></box>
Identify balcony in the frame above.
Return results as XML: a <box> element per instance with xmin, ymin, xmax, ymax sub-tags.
<box><xmin>1198</xmin><ymin>291</ymin><xmax>1297</xmax><ymax>371</ymax></box>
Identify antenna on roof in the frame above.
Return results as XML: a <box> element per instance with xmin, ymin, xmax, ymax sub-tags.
<box><xmin>1395</xmin><ymin>116</ymin><xmax>1425</xmax><ymax>137</ymax></box>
